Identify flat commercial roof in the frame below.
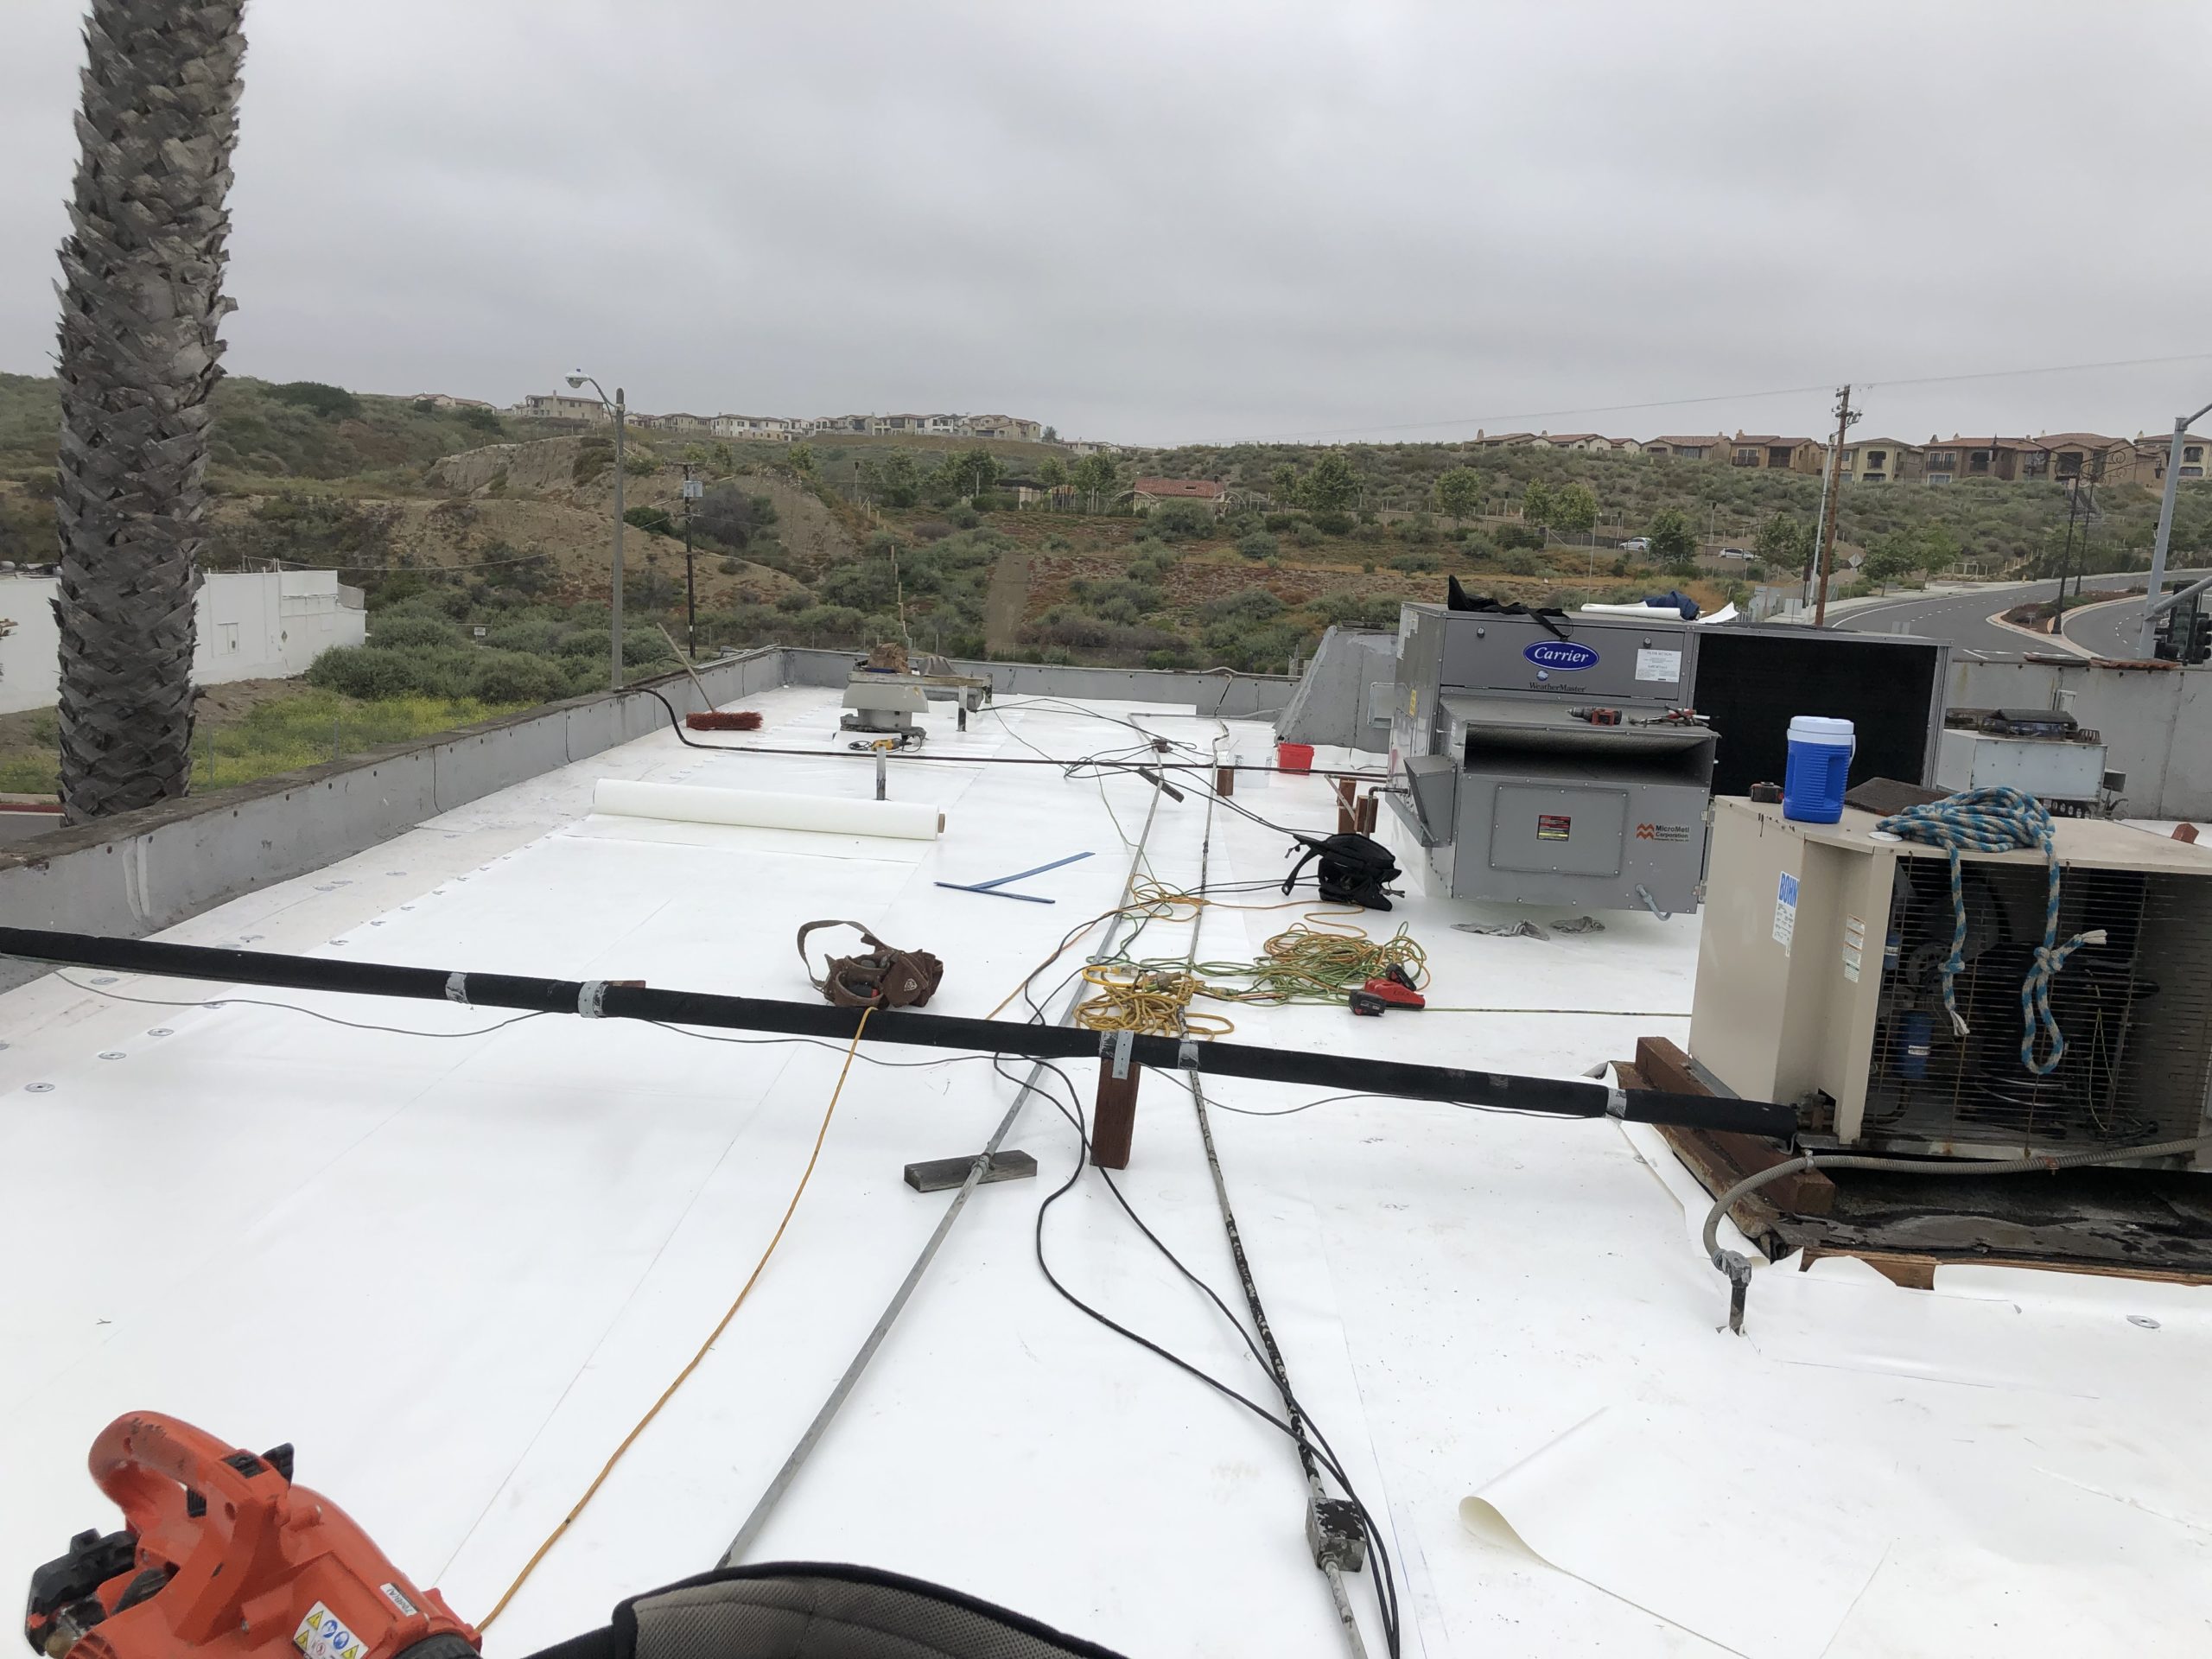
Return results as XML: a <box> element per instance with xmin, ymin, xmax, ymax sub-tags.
<box><xmin>4</xmin><ymin>683</ymin><xmax>2209</xmax><ymax>1657</ymax></box>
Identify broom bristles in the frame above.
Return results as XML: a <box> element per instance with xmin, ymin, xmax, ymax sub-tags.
<box><xmin>687</xmin><ymin>710</ymin><xmax>763</xmax><ymax>731</ymax></box>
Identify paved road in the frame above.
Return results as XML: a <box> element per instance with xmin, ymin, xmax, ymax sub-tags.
<box><xmin>1832</xmin><ymin>575</ymin><xmax>2137</xmax><ymax>658</ymax></box>
<box><xmin>2060</xmin><ymin>589</ymin><xmax>2158</xmax><ymax>659</ymax></box>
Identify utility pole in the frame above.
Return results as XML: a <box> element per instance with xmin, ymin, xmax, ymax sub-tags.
<box><xmin>682</xmin><ymin>461</ymin><xmax>702</xmax><ymax>656</ymax></box>
<box><xmin>1812</xmin><ymin>385</ymin><xmax>1856</xmax><ymax>626</ymax></box>
<box><xmin>567</xmin><ymin>372</ymin><xmax>627</xmax><ymax>690</ymax></box>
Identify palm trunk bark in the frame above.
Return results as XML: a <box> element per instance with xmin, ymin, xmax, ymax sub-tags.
<box><xmin>54</xmin><ymin>0</ymin><xmax>246</xmax><ymax>821</ymax></box>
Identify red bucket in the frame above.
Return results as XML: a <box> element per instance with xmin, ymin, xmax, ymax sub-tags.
<box><xmin>1276</xmin><ymin>742</ymin><xmax>1315</xmax><ymax>772</ymax></box>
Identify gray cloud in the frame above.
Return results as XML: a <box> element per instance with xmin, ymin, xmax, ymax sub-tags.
<box><xmin>3</xmin><ymin>0</ymin><xmax>2210</xmax><ymax>446</ymax></box>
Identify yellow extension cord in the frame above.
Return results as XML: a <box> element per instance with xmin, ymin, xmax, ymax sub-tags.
<box><xmin>475</xmin><ymin>1005</ymin><xmax>875</xmax><ymax>1631</ymax></box>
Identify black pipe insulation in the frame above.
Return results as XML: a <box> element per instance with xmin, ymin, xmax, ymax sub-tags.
<box><xmin>0</xmin><ymin>927</ymin><xmax>1797</xmax><ymax>1140</ymax></box>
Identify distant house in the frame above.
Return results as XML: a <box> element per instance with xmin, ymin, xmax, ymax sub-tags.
<box><xmin>1606</xmin><ymin>436</ymin><xmax>1643</xmax><ymax>455</ymax></box>
<box><xmin>1729</xmin><ymin>433</ymin><xmax>1823</xmax><ymax>472</ymax></box>
<box><xmin>815</xmin><ymin>415</ymin><xmax>874</xmax><ymax>435</ymax></box>
<box><xmin>412</xmin><ymin>392</ymin><xmax>496</xmax><ymax>411</ymax></box>
<box><xmin>2031</xmin><ymin>432</ymin><xmax>2133</xmax><ymax>486</ymax></box>
<box><xmin>652</xmin><ymin>412</ymin><xmax>713</xmax><ymax>435</ymax></box>
<box><xmin>1645</xmin><ymin>435</ymin><xmax>1728</xmax><ymax>461</ymax></box>
<box><xmin>2129</xmin><ymin>430</ymin><xmax>2212</xmax><ymax>487</ymax></box>
<box><xmin>1833</xmin><ymin>439</ymin><xmax>1923</xmax><ymax>484</ymax></box>
<box><xmin>969</xmin><ymin>415</ymin><xmax>1045</xmax><ymax>441</ymax></box>
<box><xmin>1527</xmin><ymin>432</ymin><xmax>1611</xmax><ymax>453</ymax></box>
<box><xmin>1067</xmin><ymin>440</ymin><xmax>1122</xmax><ymax>457</ymax></box>
<box><xmin>712</xmin><ymin>415</ymin><xmax>795</xmax><ymax>442</ymax></box>
<box><xmin>1471</xmin><ymin>431</ymin><xmax>1535</xmax><ymax>448</ymax></box>
<box><xmin>516</xmin><ymin>391</ymin><xmax>609</xmax><ymax>424</ymax></box>
<box><xmin>1914</xmin><ymin>437</ymin><xmax>2042</xmax><ymax>486</ymax></box>
<box><xmin>1132</xmin><ymin>477</ymin><xmax>1229</xmax><ymax>514</ymax></box>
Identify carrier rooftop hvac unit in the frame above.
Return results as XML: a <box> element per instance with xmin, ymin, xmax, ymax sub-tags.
<box><xmin>1386</xmin><ymin>602</ymin><xmax>1713</xmax><ymax>912</ymax></box>
<box><xmin>1689</xmin><ymin>797</ymin><xmax>2212</xmax><ymax>1166</ymax></box>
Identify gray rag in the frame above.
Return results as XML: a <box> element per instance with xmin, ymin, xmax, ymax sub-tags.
<box><xmin>1454</xmin><ymin>920</ymin><xmax>1548</xmax><ymax>940</ymax></box>
<box><xmin>1553</xmin><ymin>916</ymin><xmax>1606</xmax><ymax>934</ymax></box>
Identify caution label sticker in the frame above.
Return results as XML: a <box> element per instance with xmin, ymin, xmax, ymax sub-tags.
<box><xmin>1536</xmin><ymin>814</ymin><xmax>1573</xmax><ymax>842</ymax></box>
<box><xmin>296</xmin><ymin>1603</ymin><xmax>367</xmax><ymax>1659</ymax></box>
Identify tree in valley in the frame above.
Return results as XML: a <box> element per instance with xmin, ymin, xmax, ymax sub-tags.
<box><xmin>1036</xmin><ymin>456</ymin><xmax>1067</xmax><ymax>490</ymax></box>
<box><xmin>1754</xmin><ymin>510</ymin><xmax>1812</xmax><ymax>580</ymax></box>
<box><xmin>54</xmin><ymin>0</ymin><xmax>247</xmax><ymax>820</ymax></box>
<box><xmin>1553</xmin><ymin>482</ymin><xmax>1598</xmax><ymax>539</ymax></box>
<box><xmin>950</xmin><ymin>447</ymin><xmax>1001</xmax><ymax>500</ymax></box>
<box><xmin>1302</xmin><ymin>452</ymin><xmax>1362</xmax><ymax>514</ymax></box>
<box><xmin>1433</xmin><ymin>466</ymin><xmax>1484</xmax><ymax>524</ymax></box>
<box><xmin>1269</xmin><ymin>462</ymin><xmax>1303</xmax><ymax>506</ymax></box>
<box><xmin>1070</xmin><ymin>453</ymin><xmax>1120</xmax><ymax>512</ymax></box>
<box><xmin>1521</xmin><ymin>479</ymin><xmax>1555</xmax><ymax>533</ymax></box>
<box><xmin>1647</xmin><ymin>507</ymin><xmax>1699</xmax><ymax>575</ymax></box>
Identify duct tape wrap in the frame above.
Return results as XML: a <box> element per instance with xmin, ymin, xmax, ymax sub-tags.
<box><xmin>445</xmin><ymin>973</ymin><xmax>470</xmax><ymax>1006</ymax></box>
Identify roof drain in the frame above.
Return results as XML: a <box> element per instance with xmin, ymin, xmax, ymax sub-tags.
<box><xmin>717</xmin><ymin>771</ymin><xmax>1170</xmax><ymax>1568</ymax></box>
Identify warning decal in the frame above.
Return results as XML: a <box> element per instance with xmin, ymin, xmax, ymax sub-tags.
<box><xmin>1536</xmin><ymin>814</ymin><xmax>1573</xmax><ymax>842</ymax></box>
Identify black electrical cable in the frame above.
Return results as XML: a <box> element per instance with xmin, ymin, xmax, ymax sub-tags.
<box><xmin>55</xmin><ymin>973</ymin><xmax>551</xmax><ymax>1040</ymax></box>
<box><xmin>1011</xmin><ymin>1056</ymin><xmax>1402</xmax><ymax>1656</ymax></box>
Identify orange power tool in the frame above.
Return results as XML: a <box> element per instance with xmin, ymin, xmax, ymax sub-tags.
<box><xmin>24</xmin><ymin>1414</ymin><xmax>478</xmax><ymax>1659</ymax></box>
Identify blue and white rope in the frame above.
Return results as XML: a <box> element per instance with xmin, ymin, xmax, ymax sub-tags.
<box><xmin>1873</xmin><ymin>785</ymin><xmax>2105</xmax><ymax>1076</ymax></box>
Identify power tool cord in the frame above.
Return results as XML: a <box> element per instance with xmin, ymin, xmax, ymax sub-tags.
<box><xmin>476</xmin><ymin>1005</ymin><xmax>876</xmax><ymax>1631</ymax></box>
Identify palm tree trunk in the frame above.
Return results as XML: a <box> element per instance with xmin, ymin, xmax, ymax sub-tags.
<box><xmin>54</xmin><ymin>0</ymin><xmax>245</xmax><ymax>821</ymax></box>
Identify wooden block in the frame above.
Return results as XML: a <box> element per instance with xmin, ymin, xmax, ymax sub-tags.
<box><xmin>1091</xmin><ymin>1062</ymin><xmax>1140</xmax><ymax>1169</ymax></box>
<box><xmin>1215</xmin><ymin>766</ymin><xmax>1235</xmax><ymax>798</ymax></box>
<box><xmin>1637</xmin><ymin>1035</ymin><xmax>1834</xmax><ymax>1219</ymax></box>
<box><xmin>1801</xmin><ymin>1247</ymin><xmax>1936</xmax><ymax>1290</ymax></box>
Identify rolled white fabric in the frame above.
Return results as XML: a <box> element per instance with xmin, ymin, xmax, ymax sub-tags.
<box><xmin>592</xmin><ymin>779</ymin><xmax>943</xmax><ymax>839</ymax></box>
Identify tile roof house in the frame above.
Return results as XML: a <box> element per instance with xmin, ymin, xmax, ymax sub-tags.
<box><xmin>1645</xmin><ymin>435</ymin><xmax>1730</xmax><ymax>461</ymax></box>
<box><xmin>1729</xmin><ymin>434</ymin><xmax>1824</xmax><ymax>473</ymax></box>
<box><xmin>1132</xmin><ymin>477</ymin><xmax>1230</xmax><ymax>512</ymax></box>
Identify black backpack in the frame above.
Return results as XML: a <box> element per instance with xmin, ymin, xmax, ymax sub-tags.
<box><xmin>1281</xmin><ymin>832</ymin><xmax>1401</xmax><ymax>911</ymax></box>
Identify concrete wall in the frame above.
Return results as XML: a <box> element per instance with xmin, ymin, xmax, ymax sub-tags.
<box><xmin>0</xmin><ymin>649</ymin><xmax>787</xmax><ymax>992</ymax></box>
<box><xmin>1950</xmin><ymin>657</ymin><xmax>2212</xmax><ymax>818</ymax></box>
<box><xmin>0</xmin><ymin>645</ymin><xmax>1298</xmax><ymax>993</ymax></box>
<box><xmin>0</xmin><ymin>570</ymin><xmax>365</xmax><ymax>715</ymax></box>
<box><xmin>779</xmin><ymin>647</ymin><xmax>1300</xmax><ymax>720</ymax></box>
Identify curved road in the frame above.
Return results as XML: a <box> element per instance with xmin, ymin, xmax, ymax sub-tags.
<box><xmin>1832</xmin><ymin>575</ymin><xmax>2139</xmax><ymax>658</ymax></box>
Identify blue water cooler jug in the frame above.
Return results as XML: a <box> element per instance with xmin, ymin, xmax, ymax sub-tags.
<box><xmin>1783</xmin><ymin>715</ymin><xmax>1854</xmax><ymax>823</ymax></box>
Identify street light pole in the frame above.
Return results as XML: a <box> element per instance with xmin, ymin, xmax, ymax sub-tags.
<box><xmin>2138</xmin><ymin>398</ymin><xmax>2212</xmax><ymax>658</ymax></box>
<box><xmin>568</xmin><ymin>372</ymin><xmax>626</xmax><ymax>690</ymax></box>
<box><xmin>682</xmin><ymin>461</ymin><xmax>700</xmax><ymax>655</ymax></box>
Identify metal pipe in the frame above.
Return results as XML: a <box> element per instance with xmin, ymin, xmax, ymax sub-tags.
<box><xmin>718</xmin><ymin>772</ymin><xmax>1170</xmax><ymax>1566</ymax></box>
<box><xmin>2138</xmin><ymin>400</ymin><xmax>2212</xmax><ymax>658</ymax></box>
<box><xmin>0</xmin><ymin>926</ymin><xmax>1796</xmax><ymax>1138</ymax></box>
<box><xmin>612</xmin><ymin>389</ymin><xmax>626</xmax><ymax>692</ymax></box>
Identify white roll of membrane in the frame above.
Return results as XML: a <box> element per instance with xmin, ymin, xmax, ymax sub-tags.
<box><xmin>592</xmin><ymin>779</ymin><xmax>943</xmax><ymax>839</ymax></box>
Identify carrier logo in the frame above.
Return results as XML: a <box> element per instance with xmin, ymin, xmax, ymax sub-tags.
<box><xmin>1522</xmin><ymin>640</ymin><xmax>1599</xmax><ymax>671</ymax></box>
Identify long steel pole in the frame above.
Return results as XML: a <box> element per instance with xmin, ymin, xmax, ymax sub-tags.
<box><xmin>611</xmin><ymin>390</ymin><xmax>627</xmax><ymax>691</ymax></box>
<box><xmin>718</xmin><ymin>778</ymin><xmax>1169</xmax><ymax>1567</ymax></box>
<box><xmin>1812</xmin><ymin>386</ymin><xmax>1852</xmax><ymax>626</ymax></box>
<box><xmin>2138</xmin><ymin>400</ymin><xmax>2212</xmax><ymax>658</ymax></box>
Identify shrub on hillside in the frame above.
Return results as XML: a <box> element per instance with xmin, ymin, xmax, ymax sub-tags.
<box><xmin>1499</xmin><ymin>550</ymin><xmax>1541</xmax><ymax>576</ymax></box>
<box><xmin>1291</xmin><ymin>521</ymin><xmax>1325</xmax><ymax>548</ymax></box>
<box><xmin>266</xmin><ymin>381</ymin><xmax>361</xmax><ymax>421</ymax></box>
<box><xmin>467</xmin><ymin>651</ymin><xmax>570</xmax><ymax>704</ymax></box>
<box><xmin>1148</xmin><ymin>499</ymin><xmax>1215</xmax><ymax>541</ymax></box>
<box><xmin>366</xmin><ymin>613</ymin><xmax>462</xmax><ymax>650</ymax></box>
<box><xmin>1237</xmin><ymin>531</ymin><xmax>1278</xmax><ymax>561</ymax></box>
<box><xmin>1496</xmin><ymin>522</ymin><xmax>1543</xmax><ymax>551</ymax></box>
<box><xmin>1390</xmin><ymin>553</ymin><xmax>1440</xmax><ymax>573</ymax></box>
<box><xmin>307</xmin><ymin>646</ymin><xmax>421</xmax><ymax>700</ymax></box>
<box><xmin>947</xmin><ymin>505</ymin><xmax>982</xmax><ymax>530</ymax></box>
<box><xmin>1311</xmin><ymin>511</ymin><xmax>1352</xmax><ymax>536</ymax></box>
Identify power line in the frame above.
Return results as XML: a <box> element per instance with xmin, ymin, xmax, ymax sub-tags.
<box><xmin>1232</xmin><ymin>348</ymin><xmax>2212</xmax><ymax>444</ymax></box>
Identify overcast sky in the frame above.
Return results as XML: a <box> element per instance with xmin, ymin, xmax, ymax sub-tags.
<box><xmin>3</xmin><ymin>2</ymin><xmax>2210</xmax><ymax>448</ymax></box>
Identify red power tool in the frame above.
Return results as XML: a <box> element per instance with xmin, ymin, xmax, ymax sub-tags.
<box><xmin>1348</xmin><ymin>963</ymin><xmax>1426</xmax><ymax>1015</ymax></box>
<box><xmin>24</xmin><ymin>1414</ymin><xmax>478</xmax><ymax>1659</ymax></box>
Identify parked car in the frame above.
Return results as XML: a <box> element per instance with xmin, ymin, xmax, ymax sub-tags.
<box><xmin>1717</xmin><ymin>547</ymin><xmax>1750</xmax><ymax>560</ymax></box>
<box><xmin>1621</xmin><ymin>537</ymin><xmax>1650</xmax><ymax>553</ymax></box>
